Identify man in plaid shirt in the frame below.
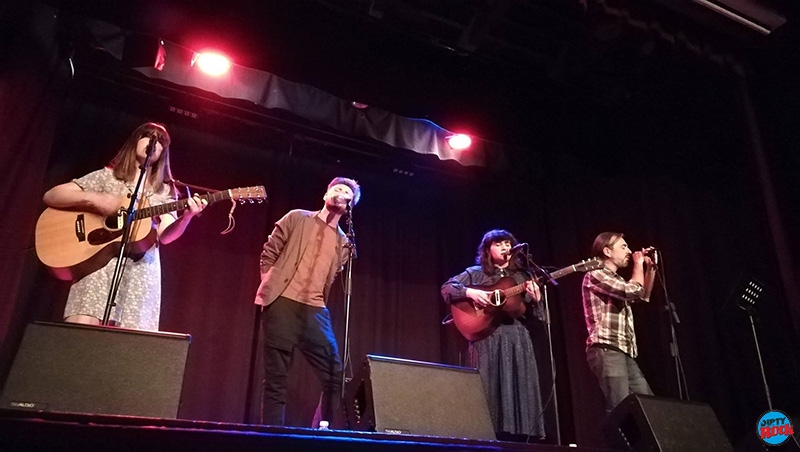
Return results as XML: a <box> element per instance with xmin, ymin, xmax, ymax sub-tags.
<box><xmin>582</xmin><ymin>232</ymin><xmax>657</xmax><ymax>414</ymax></box>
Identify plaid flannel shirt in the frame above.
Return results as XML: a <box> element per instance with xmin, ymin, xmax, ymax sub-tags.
<box><xmin>582</xmin><ymin>267</ymin><xmax>646</xmax><ymax>358</ymax></box>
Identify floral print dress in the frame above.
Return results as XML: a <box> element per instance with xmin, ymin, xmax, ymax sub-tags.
<box><xmin>63</xmin><ymin>167</ymin><xmax>174</xmax><ymax>331</ymax></box>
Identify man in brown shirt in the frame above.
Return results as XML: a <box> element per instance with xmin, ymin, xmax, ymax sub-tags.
<box><xmin>254</xmin><ymin>177</ymin><xmax>360</xmax><ymax>429</ymax></box>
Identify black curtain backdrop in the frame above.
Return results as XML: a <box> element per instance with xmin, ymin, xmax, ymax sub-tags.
<box><xmin>2</xmin><ymin>4</ymin><xmax>799</xmax><ymax>449</ymax></box>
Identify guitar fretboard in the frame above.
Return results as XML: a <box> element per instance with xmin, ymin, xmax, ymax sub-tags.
<box><xmin>133</xmin><ymin>191</ymin><xmax>231</xmax><ymax>220</ymax></box>
<box><xmin>501</xmin><ymin>266</ymin><xmax>576</xmax><ymax>297</ymax></box>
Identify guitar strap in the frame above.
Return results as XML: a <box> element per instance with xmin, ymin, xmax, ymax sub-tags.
<box><xmin>220</xmin><ymin>198</ymin><xmax>237</xmax><ymax>235</ymax></box>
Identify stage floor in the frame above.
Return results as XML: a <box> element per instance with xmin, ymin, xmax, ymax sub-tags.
<box><xmin>0</xmin><ymin>409</ymin><xmax>611</xmax><ymax>452</ymax></box>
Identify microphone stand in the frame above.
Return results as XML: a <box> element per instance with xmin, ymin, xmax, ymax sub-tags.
<box><xmin>663</xmin><ymin>287</ymin><xmax>685</xmax><ymax>400</ymax></box>
<box><xmin>521</xmin><ymin>249</ymin><xmax>561</xmax><ymax>446</ymax></box>
<box><xmin>101</xmin><ymin>137</ymin><xmax>155</xmax><ymax>325</ymax></box>
<box><xmin>341</xmin><ymin>202</ymin><xmax>357</xmax><ymax>408</ymax></box>
<box><xmin>653</xmin><ymin>251</ymin><xmax>689</xmax><ymax>400</ymax></box>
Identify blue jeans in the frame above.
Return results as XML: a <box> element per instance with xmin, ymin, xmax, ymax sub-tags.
<box><xmin>586</xmin><ymin>344</ymin><xmax>653</xmax><ymax>414</ymax></box>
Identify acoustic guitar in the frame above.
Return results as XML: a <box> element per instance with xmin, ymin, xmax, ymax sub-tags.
<box><xmin>35</xmin><ymin>186</ymin><xmax>267</xmax><ymax>281</ymax></box>
<box><xmin>449</xmin><ymin>258</ymin><xmax>603</xmax><ymax>341</ymax></box>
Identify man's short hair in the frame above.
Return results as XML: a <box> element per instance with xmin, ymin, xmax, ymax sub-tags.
<box><xmin>591</xmin><ymin>232</ymin><xmax>624</xmax><ymax>259</ymax></box>
<box><xmin>328</xmin><ymin>177</ymin><xmax>362</xmax><ymax>206</ymax></box>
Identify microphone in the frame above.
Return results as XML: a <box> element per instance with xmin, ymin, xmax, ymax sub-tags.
<box><xmin>332</xmin><ymin>195</ymin><xmax>352</xmax><ymax>206</ymax></box>
<box><xmin>509</xmin><ymin>242</ymin><xmax>528</xmax><ymax>255</ymax></box>
<box><xmin>143</xmin><ymin>133</ymin><xmax>159</xmax><ymax>158</ymax></box>
<box><xmin>643</xmin><ymin>246</ymin><xmax>658</xmax><ymax>266</ymax></box>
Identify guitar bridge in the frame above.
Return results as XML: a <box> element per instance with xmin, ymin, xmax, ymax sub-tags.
<box><xmin>74</xmin><ymin>214</ymin><xmax>86</xmax><ymax>242</ymax></box>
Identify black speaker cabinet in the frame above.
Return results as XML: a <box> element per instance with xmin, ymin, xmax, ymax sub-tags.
<box><xmin>344</xmin><ymin>355</ymin><xmax>495</xmax><ymax>440</ymax></box>
<box><xmin>603</xmin><ymin>394</ymin><xmax>733</xmax><ymax>451</ymax></box>
<box><xmin>1</xmin><ymin>322</ymin><xmax>190</xmax><ymax>418</ymax></box>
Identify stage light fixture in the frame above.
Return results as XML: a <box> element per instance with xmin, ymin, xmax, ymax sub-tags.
<box><xmin>191</xmin><ymin>51</ymin><xmax>232</xmax><ymax>76</ymax></box>
<box><xmin>447</xmin><ymin>134</ymin><xmax>472</xmax><ymax>150</ymax></box>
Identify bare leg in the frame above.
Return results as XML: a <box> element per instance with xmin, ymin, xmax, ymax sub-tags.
<box><xmin>64</xmin><ymin>315</ymin><xmax>101</xmax><ymax>325</ymax></box>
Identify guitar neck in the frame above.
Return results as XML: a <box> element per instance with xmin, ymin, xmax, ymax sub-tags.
<box><xmin>548</xmin><ymin>265</ymin><xmax>578</xmax><ymax>280</ymax></box>
<box><xmin>133</xmin><ymin>190</ymin><xmax>229</xmax><ymax>220</ymax></box>
<box><xmin>502</xmin><ymin>266</ymin><xmax>579</xmax><ymax>297</ymax></box>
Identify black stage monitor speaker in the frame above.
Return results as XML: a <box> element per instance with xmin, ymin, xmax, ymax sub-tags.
<box><xmin>345</xmin><ymin>355</ymin><xmax>495</xmax><ymax>440</ymax></box>
<box><xmin>603</xmin><ymin>394</ymin><xmax>733</xmax><ymax>451</ymax></box>
<box><xmin>1</xmin><ymin>322</ymin><xmax>190</xmax><ymax>418</ymax></box>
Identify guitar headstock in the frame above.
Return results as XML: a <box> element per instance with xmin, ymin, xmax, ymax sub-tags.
<box><xmin>575</xmin><ymin>258</ymin><xmax>604</xmax><ymax>272</ymax></box>
<box><xmin>230</xmin><ymin>186</ymin><xmax>267</xmax><ymax>203</ymax></box>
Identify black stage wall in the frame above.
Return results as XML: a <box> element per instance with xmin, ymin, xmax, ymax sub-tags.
<box><xmin>1</xmin><ymin>3</ymin><xmax>799</xmax><ymax>449</ymax></box>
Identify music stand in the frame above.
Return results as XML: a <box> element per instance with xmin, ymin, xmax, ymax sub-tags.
<box><xmin>735</xmin><ymin>277</ymin><xmax>772</xmax><ymax>410</ymax></box>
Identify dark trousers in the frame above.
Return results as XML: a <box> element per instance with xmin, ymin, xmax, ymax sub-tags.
<box><xmin>586</xmin><ymin>344</ymin><xmax>653</xmax><ymax>415</ymax></box>
<box><xmin>260</xmin><ymin>296</ymin><xmax>343</xmax><ymax>427</ymax></box>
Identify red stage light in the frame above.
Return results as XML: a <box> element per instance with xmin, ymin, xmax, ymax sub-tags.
<box><xmin>192</xmin><ymin>51</ymin><xmax>232</xmax><ymax>76</ymax></box>
<box><xmin>447</xmin><ymin>134</ymin><xmax>472</xmax><ymax>150</ymax></box>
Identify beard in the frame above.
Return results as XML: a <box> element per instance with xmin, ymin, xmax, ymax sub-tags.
<box><xmin>326</xmin><ymin>199</ymin><xmax>347</xmax><ymax>215</ymax></box>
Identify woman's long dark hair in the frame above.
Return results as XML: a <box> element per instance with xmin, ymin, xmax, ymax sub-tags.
<box><xmin>475</xmin><ymin>229</ymin><xmax>522</xmax><ymax>274</ymax></box>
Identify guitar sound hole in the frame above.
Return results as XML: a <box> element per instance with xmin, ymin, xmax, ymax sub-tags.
<box><xmin>490</xmin><ymin>291</ymin><xmax>505</xmax><ymax>306</ymax></box>
<box><xmin>104</xmin><ymin>213</ymin><xmax>123</xmax><ymax>231</ymax></box>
